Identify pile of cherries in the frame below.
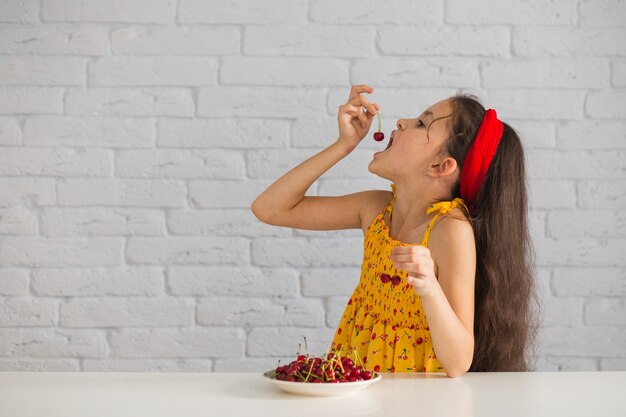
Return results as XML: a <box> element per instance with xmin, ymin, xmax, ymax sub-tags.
<box><xmin>272</xmin><ymin>351</ymin><xmax>374</xmax><ymax>383</ymax></box>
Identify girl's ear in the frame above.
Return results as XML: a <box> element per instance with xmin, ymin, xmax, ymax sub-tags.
<box><xmin>430</xmin><ymin>157</ymin><xmax>458</xmax><ymax>177</ymax></box>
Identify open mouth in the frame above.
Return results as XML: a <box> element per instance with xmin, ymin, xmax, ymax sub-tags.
<box><xmin>384</xmin><ymin>136</ymin><xmax>394</xmax><ymax>151</ymax></box>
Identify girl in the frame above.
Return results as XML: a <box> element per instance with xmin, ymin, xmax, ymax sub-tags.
<box><xmin>251</xmin><ymin>84</ymin><xmax>540</xmax><ymax>378</ymax></box>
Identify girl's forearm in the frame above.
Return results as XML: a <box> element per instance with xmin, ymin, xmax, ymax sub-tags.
<box><xmin>251</xmin><ymin>140</ymin><xmax>353</xmax><ymax>216</ymax></box>
<box><xmin>419</xmin><ymin>283</ymin><xmax>474</xmax><ymax>378</ymax></box>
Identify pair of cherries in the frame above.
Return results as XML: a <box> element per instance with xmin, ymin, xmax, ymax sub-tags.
<box><xmin>380</xmin><ymin>273</ymin><xmax>401</xmax><ymax>286</ymax></box>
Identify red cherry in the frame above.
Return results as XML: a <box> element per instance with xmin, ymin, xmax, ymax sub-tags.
<box><xmin>391</xmin><ymin>275</ymin><xmax>401</xmax><ymax>286</ymax></box>
<box><xmin>362</xmin><ymin>370</ymin><xmax>373</xmax><ymax>380</ymax></box>
<box><xmin>380</xmin><ymin>273</ymin><xmax>391</xmax><ymax>284</ymax></box>
<box><xmin>373</xmin><ymin>112</ymin><xmax>384</xmax><ymax>141</ymax></box>
<box><xmin>416</xmin><ymin>337</ymin><xmax>423</xmax><ymax>345</ymax></box>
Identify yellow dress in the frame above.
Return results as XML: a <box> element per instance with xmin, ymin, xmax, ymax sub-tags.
<box><xmin>330</xmin><ymin>182</ymin><xmax>469</xmax><ymax>373</ymax></box>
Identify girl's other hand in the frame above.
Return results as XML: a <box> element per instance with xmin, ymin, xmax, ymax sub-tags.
<box><xmin>336</xmin><ymin>84</ymin><xmax>380</xmax><ymax>151</ymax></box>
<box><xmin>390</xmin><ymin>245</ymin><xmax>439</xmax><ymax>297</ymax></box>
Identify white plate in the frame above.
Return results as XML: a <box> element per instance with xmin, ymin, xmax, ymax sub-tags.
<box><xmin>263</xmin><ymin>370</ymin><xmax>382</xmax><ymax>397</ymax></box>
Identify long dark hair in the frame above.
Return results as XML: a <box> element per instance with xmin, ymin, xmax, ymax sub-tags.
<box><xmin>437</xmin><ymin>93</ymin><xmax>541</xmax><ymax>371</ymax></box>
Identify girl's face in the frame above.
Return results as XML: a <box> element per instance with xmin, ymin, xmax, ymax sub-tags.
<box><xmin>369</xmin><ymin>98</ymin><xmax>454</xmax><ymax>180</ymax></box>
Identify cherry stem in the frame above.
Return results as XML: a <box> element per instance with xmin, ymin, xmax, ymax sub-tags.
<box><xmin>377</xmin><ymin>112</ymin><xmax>381</xmax><ymax>132</ymax></box>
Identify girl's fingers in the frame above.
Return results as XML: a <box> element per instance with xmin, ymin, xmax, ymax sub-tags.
<box><xmin>348</xmin><ymin>84</ymin><xmax>374</xmax><ymax>102</ymax></box>
<box><xmin>349</xmin><ymin>95</ymin><xmax>377</xmax><ymax>115</ymax></box>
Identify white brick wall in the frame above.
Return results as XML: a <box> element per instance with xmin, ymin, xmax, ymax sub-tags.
<box><xmin>0</xmin><ymin>0</ymin><xmax>624</xmax><ymax>373</ymax></box>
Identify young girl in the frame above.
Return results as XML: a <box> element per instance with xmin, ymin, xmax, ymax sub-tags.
<box><xmin>251</xmin><ymin>84</ymin><xmax>539</xmax><ymax>378</ymax></box>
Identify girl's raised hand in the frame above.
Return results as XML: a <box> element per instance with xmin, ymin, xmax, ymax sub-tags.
<box><xmin>390</xmin><ymin>245</ymin><xmax>439</xmax><ymax>297</ymax></box>
<box><xmin>336</xmin><ymin>84</ymin><xmax>380</xmax><ymax>151</ymax></box>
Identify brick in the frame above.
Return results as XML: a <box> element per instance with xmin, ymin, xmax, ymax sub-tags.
<box><xmin>580</xmin><ymin>0</ymin><xmax>626</xmax><ymax>26</ymax></box>
<box><xmin>168</xmin><ymin>266</ymin><xmax>298</xmax><ymax>297</ymax></box>
<box><xmin>481</xmin><ymin>89</ymin><xmax>585</xmax><ymax>120</ymax></box>
<box><xmin>537</xmin><ymin>326</ymin><xmax>626</xmax><ymax>357</ymax></box>
<box><xmin>66</xmin><ymin>87</ymin><xmax>193</xmax><ymax>117</ymax></box>
<box><xmin>189</xmin><ymin>179</ymin><xmax>274</xmax><ymax>208</ymax></box>
<box><xmin>539</xmin><ymin>296</ymin><xmax>584</xmax><ymax>327</ymax></box>
<box><xmin>41</xmin><ymin>208</ymin><xmax>165</xmax><ymax>237</ymax></box>
<box><xmin>244</xmin><ymin>25</ymin><xmax>375</xmax><ymax>58</ymax></box>
<box><xmin>0</xmin><ymin>269</ymin><xmax>29</xmax><ymax>296</ymax></box>
<box><xmin>157</xmin><ymin>118</ymin><xmax>289</xmax><ymax>149</ymax></box>
<box><xmin>126</xmin><ymin>237</ymin><xmax>249</xmax><ymax>265</ymax></box>
<box><xmin>557</xmin><ymin>121</ymin><xmax>626</xmax><ymax>149</ymax></box>
<box><xmin>168</xmin><ymin>208</ymin><xmax>292</xmax><ymax>238</ymax></box>
<box><xmin>179</xmin><ymin>0</ymin><xmax>307</xmax><ymax>24</ymax></box>
<box><xmin>379</xmin><ymin>26</ymin><xmax>509</xmax><ymax>57</ymax></box>
<box><xmin>197</xmin><ymin>86</ymin><xmax>325</xmax><ymax>118</ymax></box>
<box><xmin>0</xmin><ymin>25</ymin><xmax>107</xmax><ymax>55</ymax></box>
<box><xmin>197</xmin><ymin>297</ymin><xmax>325</xmax><ymax>327</ymax></box>
<box><xmin>0</xmin><ymin>237</ymin><xmax>122</xmax><ymax>267</ymax></box>
<box><xmin>0</xmin><ymin>328</ymin><xmax>108</xmax><ymax>358</ymax></box>
<box><xmin>0</xmin><ymin>297</ymin><xmax>58</xmax><ymax>326</ymax></box>
<box><xmin>112</xmin><ymin>26</ymin><xmax>239</xmax><ymax>55</ymax></box>
<box><xmin>83</xmin><ymin>359</ymin><xmax>211</xmax><ymax>371</ymax></box>
<box><xmin>32</xmin><ymin>267</ymin><xmax>164</xmax><ymax>297</ymax></box>
<box><xmin>247</xmin><ymin>327</ymin><xmax>335</xmax><ymax>356</ymax></box>
<box><xmin>526</xmin><ymin>150</ymin><xmax>626</xmax><ymax>180</ymax></box>
<box><xmin>600</xmin><ymin>358</ymin><xmax>626</xmax><ymax>371</ymax></box>
<box><xmin>0</xmin><ymin>0</ymin><xmax>39</xmax><ymax>23</ymax></box>
<box><xmin>23</xmin><ymin>116</ymin><xmax>155</xmax><ymax>147</ymax></box>
<box><xmin>578</xmin><ymin>181</ymin><xmax>626</xmax><ymax>209</ymax></box>
<box><xmin>252</xmin><ymin>237</ymin><xmax>363</xmax><ymax>268</ymax></box>
<box><xmin>311</xmin><ymin>0</ymin><xmax>442</xmax><ymax>24</ymax></box>
<box><xmin>529</xmin><ymin>210</ymin><xmax>546</xmax><ymax>238</ymax></box>
<box><xmin>481</xmin><ymin>59</ymin><xmax>610</xmax><ymax>88</ymax></box>
<box><xmin>60</xmin><ymin>297</ymin><xmax>193</xmax><ymax>327</ymax></box>
<box><xmin>223</xmin><ymin>56</ymin><xmax>347</xmax><ymax>86</ymax></box>
<box><xmin>552</xmin><ymin>267</ymin><xmax>626</xmax><ymax>297</ymax></box>
<box><xmin>57</xmin><ymin>179</ymin><xmax>186</xmax><ymax>207</ymax></box>
<box><xmin>110</xmin><ymin>327</ymin><xmax>245</xmax><ymax>358</ymax></box>
<box><xmin>0</xmin><ymin>117</ymin><xmax>20</xmax><ymax>145</ymax></box>
<box><xmin>353</xmin><ymin>58</ymin><xmax>478</xmax><ymax>88</ymax></box>
<box><xmin>290</xmin><ymin>117</ymin><xmax>376</xmax><ymax>149</ymax></box>
<box><xmin>0</xmin><ymin>87</ymin><xmax>63</xmax><ymax>114</ymax></box>
<box><xmin>0</xmin><ymin>178</ymin><xmax>56</xmax><ymax>207</ymax></box>
<box><xmin>586</xmin><ymin>91</ymin><xmax>626</xmax><ymax>118</ymax></box>
<box><xmin>448</xmin><ymin>0</ymin><xmax>575</xmax><ymax>24</ymax></box>
<box><xmin>540</xmin><ymin>356</ymin><xmax>599</xmax><ymax>371</ymax></box>
<box><xmin>548</xmin><ymin>210</ymin><xmax>626</xmax><ymax>238</ymax></box>
<box><xmin>528</xmin><ymin>180</ymin><xmax>576</xmax><ymax>209</ymax></box>
<box><xmin>301</xmin><ymin>268</ymin><xmax>361</xmax><ymax>297</ymax></box>
<box><xmin>0</xmin><ymin>56</ymin><xmax>86</xmax><ymax>85</ymax></box>
<box><xmin>585</xmin><ymin>299</ymin><xmax>626</xmax><ymax>326</ymax></box>
<box><xmin>614</xmin><ymin>61</ymin><xmax>626</xmax><ymax>86</ymax></box>
<box><xmin>0</xmin><ymin>359</ymin><xmax>79</xmax><ymax>371</ymax></box>
<box><xmin>0</xmin><ymin>207</ymin><xmax>37</xmax><ymax>235</ymax></box>
<box><xmin>534</xmin><ymin>236</ymin><xmax>626</xmax><ymax>266</ymax></box>
<box><xmin>247</xmin><ymin>148</ymin><xmax>373</xmax><ymax>179</ymax></box>
<box><xmin>513</xmin><ymin>27</ymin><xmax>626</xmax><ymax>57</ymax></box>
<box><xmin>116</xmin><ymin>149</ymin><xmax>244</xmax><ymax>179</ymax></box>
<box><xmin>89</xmin><ymin>57</ymin><xmax>218</xmax><ymax>86</ymax></box>
<box><xmin>42</xmin><ymin>0</ymin><xmax>176</xmax><ymax>23</ymax></box>
<box><xmin>0</xmin><ymin>147</ymin><xmax>112</xmax><ymax>177</ymax></box>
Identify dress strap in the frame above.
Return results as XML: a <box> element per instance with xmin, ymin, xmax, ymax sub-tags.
<box><xmin>381</xmin><ymin>182</ymin><xmax>397</xmax><ymax>216</ymax></box>
<box><xmin>420</xmin><ymin>197</ymin><xmax>468</xmax><ymax>247</ymax></box>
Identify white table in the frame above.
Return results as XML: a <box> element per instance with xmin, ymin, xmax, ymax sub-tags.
<box><xmin>1</xmin><ymin>371</ymin><xmax>625</xmax><ymax>417</ymax></box>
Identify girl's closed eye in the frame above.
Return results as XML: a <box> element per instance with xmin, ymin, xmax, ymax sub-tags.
<box><xmin>417</xmin><ymin>119</ymin><xmax>426</xmax><ymax>128</ymax></box>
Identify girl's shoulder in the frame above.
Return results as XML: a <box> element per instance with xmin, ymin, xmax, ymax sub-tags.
<box><xmin>428</xmin><ymin>207</ymin><xmax>476</xmax><ymax>271</ymax></box>
<box><xmin>360</xmin><ymin>190</ymin><xmax>394</xmax><ymax>234</ymax></box>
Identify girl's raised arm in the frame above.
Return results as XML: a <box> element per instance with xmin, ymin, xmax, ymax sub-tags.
<box><xmin>251</xmin><ymin>85</ymin><xmax>381</xmax><ymax>230</ymax></box>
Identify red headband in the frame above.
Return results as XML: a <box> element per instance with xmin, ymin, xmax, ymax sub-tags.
<box><xmin>460</xmin><ymin>108</ymin><xmax>504</xmax><ymax>211</ymax></box>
